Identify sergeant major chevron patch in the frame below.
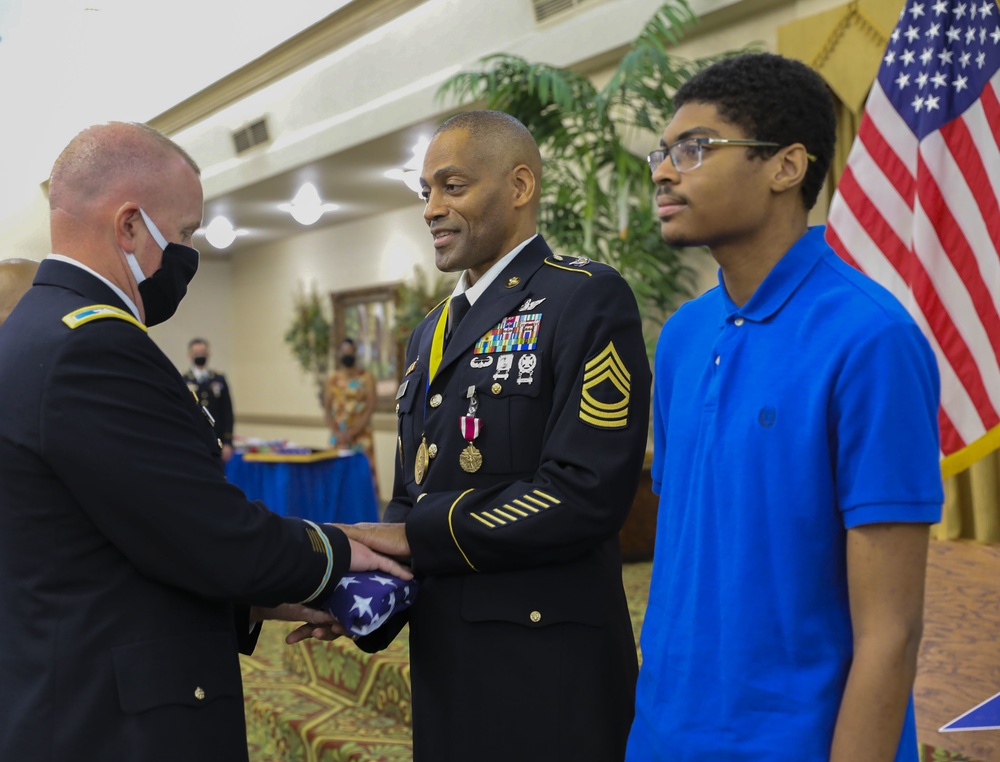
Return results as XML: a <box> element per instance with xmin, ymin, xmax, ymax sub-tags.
<box><xmin>579</xmin><ymin>341</ymin><xmax>631</xmax><ymax>429</ymax></box>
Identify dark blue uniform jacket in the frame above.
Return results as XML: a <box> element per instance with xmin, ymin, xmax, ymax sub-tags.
<box><xmin>360</xmin><ymin>236</ymin><xmax>651</xmax><ymax>762</ymax></box>
<box><xmin>0</xmin><ymin>259</ymin><xmax>349</xmax><ymax>762</ymax></box>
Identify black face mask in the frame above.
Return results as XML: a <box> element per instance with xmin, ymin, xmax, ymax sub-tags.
<box><xmin>193</xmin><ymin>355</ymin><xmax>208</xmax><ymax>368</ymax></box>
<box><xmin>138</xmin><ymin>243</ymin><xmax>200</xmax><ymax>327</ymax></box>
<box><xmin>340</xmin><ymin>355</ymin><xmax>357</xmax><ymax>368</ymax></box>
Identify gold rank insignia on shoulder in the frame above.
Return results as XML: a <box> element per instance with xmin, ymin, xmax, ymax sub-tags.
<box><xmin>579</xmin><ymin>340</ymin><xmax>631</xmax><ymax>430</ymax></box>
<box><xmin>62</xmin><ymin>305</ymin><xmax>147</xmax><ymax>333</ymax></box>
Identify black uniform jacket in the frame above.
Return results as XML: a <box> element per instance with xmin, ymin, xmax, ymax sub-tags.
<box><xmin>0</xmin><ymin>260</ymin><xmax>350</xmax><ymax>762</ymax></box>
<box><xmin>183</xmin><ymin>368</ymin><xmax>235</xmax><ymax>445</ymax></box>
<box><xmin>359</xmin><ymin>236</ymin><xmax>651</xmax><ymax>762</ymax></box>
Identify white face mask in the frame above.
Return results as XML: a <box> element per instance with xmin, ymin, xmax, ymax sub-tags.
<box><xmin>139</xmin><ymin>207</ymin><xmax>169</xmax><ymax>248</ymax></box>
<box><xmin>124</xmin><ymin>251</ymin><xmax>146</xmax><ymax>285</ymax></box>
<box><xmin>122</xmin><ymin>208</ymin><xmax>170</xmax><ymax>285</ymax></box>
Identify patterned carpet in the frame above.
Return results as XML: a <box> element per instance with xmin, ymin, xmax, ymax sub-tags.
<box><xmin>241</xmin><ymin>559</ymin><xmax>979</xmax><ymax>762</ymax></box>
<box><xmin>242</xmin><ymin>612</ymin><xmax>412</xmax><ymax>762</ymax></box>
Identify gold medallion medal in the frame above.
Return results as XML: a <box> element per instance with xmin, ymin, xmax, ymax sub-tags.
<box><xmin>459</xmin><ymin>442</ymin><xmax>483</xmax><ymax>473</ymax></box>
<box><xmin>415</xmin><ymin>437</ymin><xmax>429</xmax><ymax>484</ymax></box>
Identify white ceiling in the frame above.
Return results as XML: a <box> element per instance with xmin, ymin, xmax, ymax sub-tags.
<box><xmin>198</xmin><ymin>116</ymin><xmax>444</xmax><ymax>257</ymax></box>
<box><xmin>0</xmin><ymin>2</ymin><xmax>315</xmax><ymax>171</ymax></box>
<box><xmin>0</xmin><ymin>0</ymin><xmax>707</xmax><ymax>259</ymax></box>
<box><xmin>0</xmin><ymin>0</ymin><xmax>464</xmax><ymax>257</ymax></box>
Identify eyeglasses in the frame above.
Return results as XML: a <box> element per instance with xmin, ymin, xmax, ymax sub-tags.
<box><xmin>647</xmin><ymin>137</ymin><xmax>816</xmax><ymax>174</ymax></box>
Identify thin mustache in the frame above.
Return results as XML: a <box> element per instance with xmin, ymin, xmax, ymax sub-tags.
<box><xmin>655</xmin><ymin>191</ymin><xmax>687</xmax><ymax>205</ymax></box>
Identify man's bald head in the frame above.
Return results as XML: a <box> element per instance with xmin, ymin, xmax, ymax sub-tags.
<box><xmin>433</xmin><ymin>110</ymin><xmax>542</xmax><ymax>200</ymax></box>
<box><xmin>45</xmin><ymin>121</ymin><xmax>204</xmax><ymax>312</ymax></box>
<box><xmin>49</xmin><ymin>122</ymin><xmax>200</xmax><ymax>217</ymax></box>
<box><xmin>0</xmin><ymin>259</ymin><xmax>39</xmax><ymax>328</ymax></box>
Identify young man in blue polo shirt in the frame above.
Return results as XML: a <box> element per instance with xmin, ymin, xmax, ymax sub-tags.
<box><xmin>627</xmin><ymin>53</ymin><xmax>943</xmax><ymax>761</ymax></box>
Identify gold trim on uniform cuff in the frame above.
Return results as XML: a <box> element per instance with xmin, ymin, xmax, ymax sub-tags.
<box><xmin>299</xmin><ymin>520</ymin><xmax>333</xmax><ymax>603</ymax></box>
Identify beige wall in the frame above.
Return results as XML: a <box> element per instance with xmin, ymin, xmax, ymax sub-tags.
<box><xmin>0</xmin><ymin>187</ymin><xmax>50</xmax><ymax>261</ymax></box>
<box><xmin>151</xmin><ymin>256</ymin><xmax>234</xmax><ymax>374</ymax></box>
<box><xmin>224</xmin><ymin>204</ymin><xmax>433</xmax><ymax>497</ymax></box>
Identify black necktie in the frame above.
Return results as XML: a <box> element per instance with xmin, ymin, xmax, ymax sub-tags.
<box><xmin>448</xmin><ymin>293</ymin><xmax>471</xmax><ymax>339</ymax></box>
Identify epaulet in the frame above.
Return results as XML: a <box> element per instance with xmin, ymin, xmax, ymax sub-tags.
<box><xmin>543</xmin><ymin>255</ymin><xmax>596</xmax><ymax>276</ymax></box>
<box><xmin>62</xmin><ymin>305</ymin><xmax>147</xmax><ymax>333</ymax></box>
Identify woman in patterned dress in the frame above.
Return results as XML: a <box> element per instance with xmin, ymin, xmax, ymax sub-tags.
<box><xmin>323</xmin><ymin>338</ymin><xmax>377</xmax><ymax>490</ymax></box>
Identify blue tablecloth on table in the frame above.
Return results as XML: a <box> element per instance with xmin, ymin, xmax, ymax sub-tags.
<box><xmin>225</xmin><ymin>450</ymin><xmax>378</xmax><ymax>524</ymax></box>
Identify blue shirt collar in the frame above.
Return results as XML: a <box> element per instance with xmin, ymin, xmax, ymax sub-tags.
<box><xmin>718</xmin><ymin>226</ymin><xmax>827</xmax><ymax>323</ymax></box>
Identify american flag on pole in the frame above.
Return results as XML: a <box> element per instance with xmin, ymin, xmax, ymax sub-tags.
<box><xmin>826</xmin><ymin>0</ymin><xmax>1000</xmax><ymax>478</ymax></box>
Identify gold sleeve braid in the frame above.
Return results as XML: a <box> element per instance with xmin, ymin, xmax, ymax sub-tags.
<box><xmin>299</xmin><ymin>521</ymin><xmax>333</xmax><ymax>603</ymax></box>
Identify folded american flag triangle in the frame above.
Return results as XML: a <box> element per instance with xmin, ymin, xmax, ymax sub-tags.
<box><xmin>323</xmin><ymin>571</ymin><xmax>418</xmax><ymax>636</ymax></box>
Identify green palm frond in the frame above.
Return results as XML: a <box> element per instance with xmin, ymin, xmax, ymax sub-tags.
<box><xmin>284</xmin><ymin>287</ymin><xmax>332</xmax><ymax>401</ymax></box>
<box><xmin>435</xmin><ymin>0</ymin><xmax>750</xmax><ymax>361</ymax></box>
<box><xmin>394</xmin><ymin>265</ymin><xmax>458</xmax><ymax>342</ymax></box>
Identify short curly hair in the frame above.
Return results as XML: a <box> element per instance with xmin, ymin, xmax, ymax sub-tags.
<box><xmin>673</xmin><ymin>53</ymin><xmax>835</xmax><ymax>210</ymax></box>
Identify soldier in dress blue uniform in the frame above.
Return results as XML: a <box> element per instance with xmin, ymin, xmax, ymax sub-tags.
<box><xmin>184</xmin><ymin>337</ymin><xmax>235</xmax><ymax>461</ymax></box>
<box><xmin>345</xmin><ymin>111</ymin><xmax>651</xmax><ymax>762</ymax></box>
<box><xmin>0</xmin><ymin>121</ymin><xmax>409</xmax><ymax>762</ymax></box>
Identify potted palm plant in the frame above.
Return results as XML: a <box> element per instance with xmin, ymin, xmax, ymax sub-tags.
<box><xmin>436</xmin><ymin>0</ymin><xmax>742</xmax><ymax>357</ymax></box>
<box><xmin>283</xmin><ymin>286</ymin><xmax>332</xmax><ymax>405</ymax></box>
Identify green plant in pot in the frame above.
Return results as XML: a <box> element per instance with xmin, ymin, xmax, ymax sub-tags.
<box><xmin>283</xmin><ymin>286</ymin><xmax>332</xmax><ymax>406</ymax></box>
<box><xmin>394</xmin><ymin>264</ymin><xmax>458</xmax><ymax>345</ymax></box>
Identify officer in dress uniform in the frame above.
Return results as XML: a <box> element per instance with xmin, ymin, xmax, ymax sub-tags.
<box><xmin>0</xmin><ymin>121</ymin><xmax>409</xmax><ymax>762</ymax></box>
<box><xmin>183</xmin><ymin>337</ymin><xmax>235</xmax><ymax>461</ymax></box>
<box><xmin>345</xmin><ymin>111</ymin><xmax>651</xmax><ymax>762</ymax></box>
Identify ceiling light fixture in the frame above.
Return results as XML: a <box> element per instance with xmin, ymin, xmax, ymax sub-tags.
<box><xmin>201</xmin><ymin>215</ymin><xmax>247</xmax><ymax>249</ymax></box>
<box><xmin>278</xmin><ymin>182</ymin><xmax>339</xmax><ymax>225</ymax></box>
<box><xmin>384</xmin><ymin>136</ymin><xmax>430</xmax><ymax>195</ymax></box>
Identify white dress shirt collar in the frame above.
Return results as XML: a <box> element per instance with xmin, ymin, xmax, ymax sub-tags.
<box><xmin>450</xmin><ymin>234</ymin><xmax>538</xmax><ymax>305</ymax></box>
